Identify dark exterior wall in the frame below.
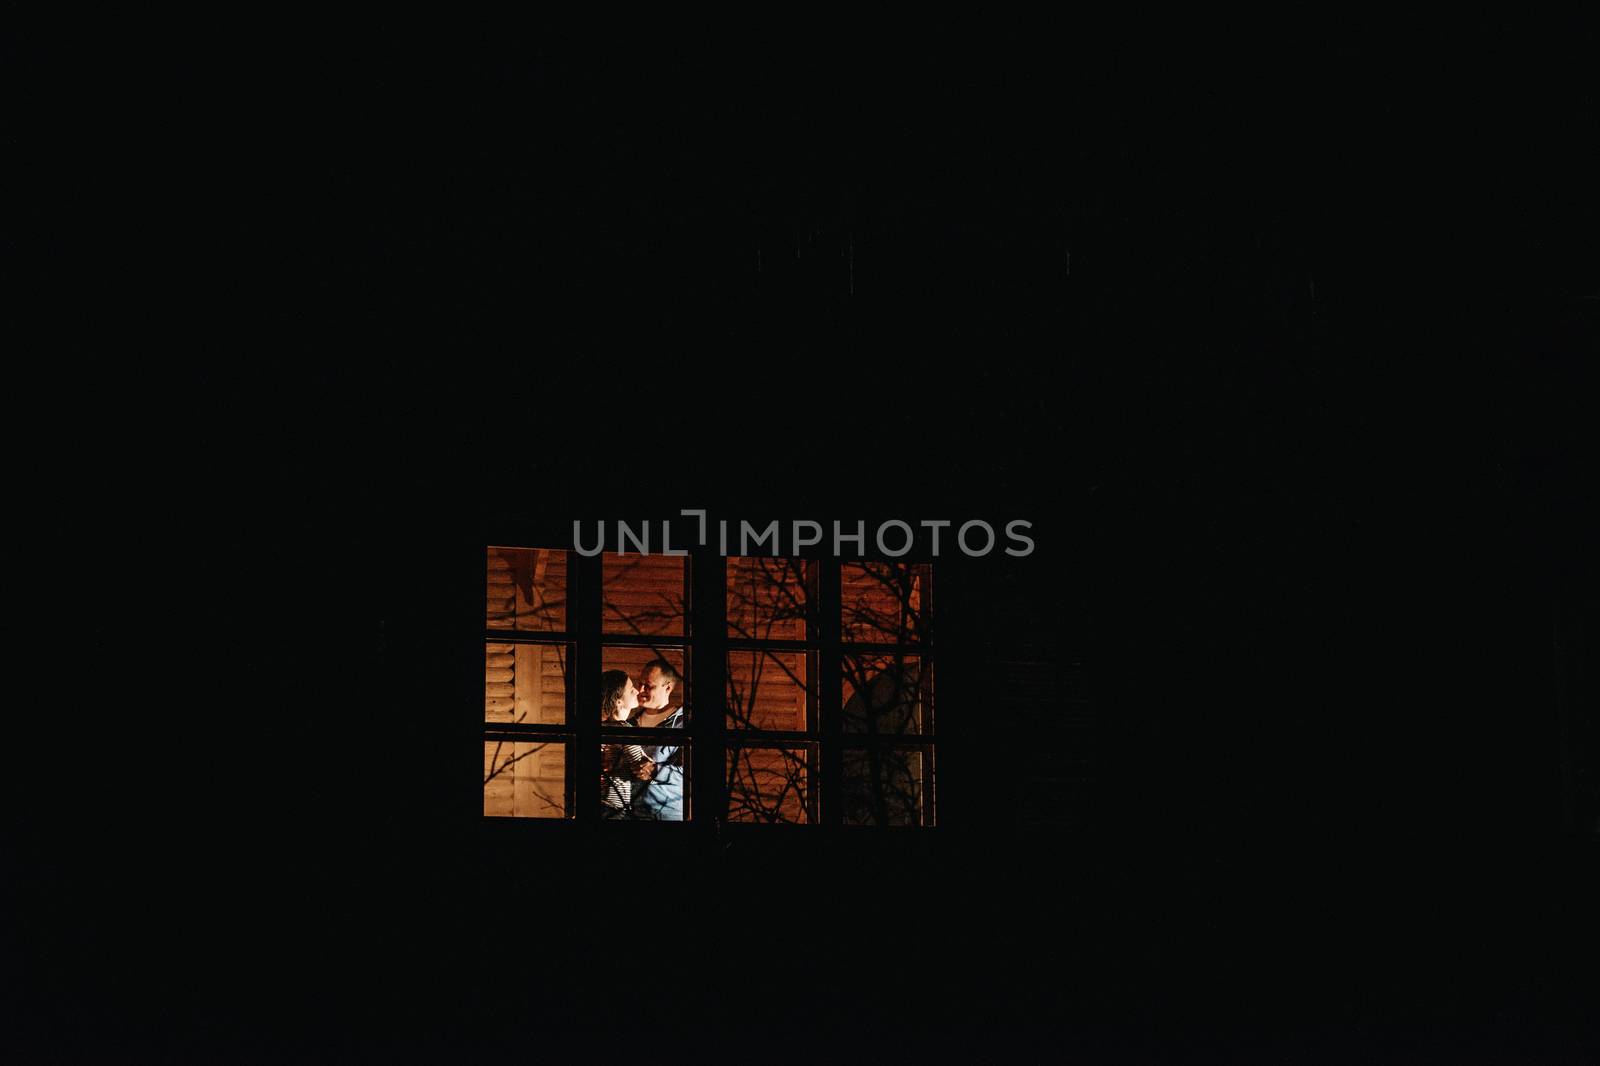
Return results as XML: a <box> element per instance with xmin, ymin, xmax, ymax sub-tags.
<box><xmin>16</xmin><ymin>34</ymin><xmax>1596</xmax><ymax>1064</ymax></box>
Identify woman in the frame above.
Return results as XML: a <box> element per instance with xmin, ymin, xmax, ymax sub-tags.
<box><xmin>598</xmin><ymin>670</ymin><xmax>646</xmax><ymax>817</ymax></box>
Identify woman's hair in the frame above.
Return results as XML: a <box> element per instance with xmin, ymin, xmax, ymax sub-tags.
<box><xmin>599</xmin><ymin>669</ymin><xmax>632</xmax><ymax>721</ymax></box>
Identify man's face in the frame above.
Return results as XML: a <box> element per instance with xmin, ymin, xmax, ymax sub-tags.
<box><xmin>637</xmin><ymin>667</ymin><xmax>673</xmax><ymax>711</ymax></box>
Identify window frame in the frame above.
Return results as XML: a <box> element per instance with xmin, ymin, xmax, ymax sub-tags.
<box><xmin>481</xmin><ymin>545</ymin><xmax>936</xmax><ymax>828</ymax></box>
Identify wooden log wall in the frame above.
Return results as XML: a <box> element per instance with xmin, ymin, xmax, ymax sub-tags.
<box><xmin>482</xmin><ymin>740</ymin><xmax>567</xmax><ymax>819</ymax></box>
<box><xmin>726</xmin><ymin>747</ymin><xmax>811</xmax><ymax>823</ymax></box>
<box><xmin>726</xmin><ymin>649</ymin><xmax>808</xmax><ymax>731</ymax></box>
<box><xmin>841</xmin><ymin>561</ymin><xmax>928</xmax><ymax>644</ymax></box>
<box><xmin>487</xmin><ymin>547</ymin><xmax>567</xmax><ymax>632</ymax></box>
<box><xmin>484</xmin><ymin>547</ymin><xmax>569</xmax><ymax>818</ymax></box>
<box><xmin>602</xmin><ymin>554</ymin><xmax>686</xmax><ymax>637</ymax></box>
<box><xmin>726</xmin><ymin>556</ymin><xmax>808</xmax><ymax>641</ymax></box>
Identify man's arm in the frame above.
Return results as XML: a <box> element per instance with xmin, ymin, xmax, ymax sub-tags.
<box><xmin>636</xmin><ymin>740</ymin><xmax>680</xmax><ymax>766</ymax></box>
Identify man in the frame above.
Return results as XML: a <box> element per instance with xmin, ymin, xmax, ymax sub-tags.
<box><xmin>629</xmin><ymin>658</ymin><xmax>687</xmax><ymax>820</ymax></box>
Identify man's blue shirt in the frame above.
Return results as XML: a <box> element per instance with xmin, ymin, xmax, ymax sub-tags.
<box><xmin>633</xmin><ymin>706</ymin><xmax>686</xmax><ymax>820</ymax></box>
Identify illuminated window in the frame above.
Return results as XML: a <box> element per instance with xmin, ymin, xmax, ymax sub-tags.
<box><xmin>726</xmin><ymin>557</ymin><xmax>817</xmax><ymax>823</ymax></box>
<box><xmin>483</xmin><ymin>547</ymin><xmax>573</xmax><ymax>819</ymax></box>
<box><xmin>482</xmin><ymin>546</ymin><xmax>934</xmax><ymax>827</ymax></box>
<box><xmin>836</xmin><ymin>561</ymin><xmax>936</xmax><ymax>827</ymax></box>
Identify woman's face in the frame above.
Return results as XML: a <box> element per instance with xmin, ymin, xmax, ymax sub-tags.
<box><xmin>614</xmin><ymin>677</ymin><xmax>640</xmax><ymax>720</ymax></box>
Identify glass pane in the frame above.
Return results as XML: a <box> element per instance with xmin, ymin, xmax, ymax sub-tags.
<box><xmin>603</xmin><ymin>553</ymin><xmax>688</xmax><ymax>637</ymax></box>
<box><xmin>485</xmin><ymin>642</ymin><xmax>569</xmax><ymax>724</ymax></box>
<box><xmin>727</xmin><ymin>556</ymin><xmax>810</xmax><ymax>641</ymax></box>
<box><xmin>726</xmin><ymin>649</ymin><xmax>812</xmax><ymax>731</ymax></box>
<box><xmin>483</xmin><ymin>740</ymin><xmax>567</xmax><ymax>818</ymax></box>
<box><xmin>842</xmin><ymin>748</ymin><xmax>930</xmax><ymax>827</ymax></box>
<box><xmin>600</xmin><ymin>646</ymin><xmax>689</xmax><ymax>723</ymax></box>
<box><xmin>487</xmin><ymin>547</ymin><xmax>567</xmax><ymax>632</ymax></box>
<box><xmin>599</xmin><ymin>738</ymin><xmax>691</xmax><ymax>821</ymax></box>
<box><xmin>842</xmin><ymin>654</ymin><xmax>930</xmax><ymax>735</ymax></box>
<box><xmin>841</xmin><ymin>561</ymin><xmax>930</xmax><ymax>644</ymax></box>
<box><xmin>726</xmin><ymin>746</ymin><xmax>812</xmax><ymax>823</ymax></box>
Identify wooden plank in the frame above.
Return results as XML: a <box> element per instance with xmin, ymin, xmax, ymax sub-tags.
<box><xmin>514</xmin><ymin>644</ymin><xmax>545</xmax><ymax>724</ymax></box>
<box><xmin>483</xmin><ymin>744</ymin><xmax>515</xmax><ymax>816</ymax></box>
<box><xmin>602</xmin><ymin>590</ymin><xmax>686</xmax><ymax>604</ymax></box>
<box><xmin>537</xmin><ymin>746</ymin><xmax>566</xmax><ymax>781</ymax></box>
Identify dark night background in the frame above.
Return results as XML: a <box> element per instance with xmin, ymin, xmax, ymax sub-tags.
<box><xmin>10</xmin><ymin>25</ymin><xmax>1597</xmax><ymax>1063</ymax></box>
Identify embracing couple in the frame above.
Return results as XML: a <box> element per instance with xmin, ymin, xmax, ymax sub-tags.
<box><xmin>598</xmin><ymin>659</ymin><xmax>686</xmax><ymax>820</ymax></box>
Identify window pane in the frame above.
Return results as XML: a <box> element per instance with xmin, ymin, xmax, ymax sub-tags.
<box><xmin>487</xmin><ymin>547</ymin><xmax>567</xmax><ymax>632</ymax></box>
<box><xmin>599</xmin><ymin>738</ymin><xmax>691</xmax><ymax>821</ymax></box>
<box><xmin>600</xmin><ymin>646</ymin><xmax>689</xmax><ymax>720</ymax></box>
<box><xmin>842</xmin><ymin>748</ymin><xmax>930</xmax><ymax>827</ymax></box>
<box><xmin>727</xmin><ymin>556</ymin><xmax>810</xmax><ymax>641</ymax></box>
<box><xmin>603</xmin><ymin>553</ymin><xmax>688</xmax><ymax>637</ymax></box>
<box><xmin>841</xmin><ymin>561</ymin><xmax>930</xmax><ymax>644</ymax></box>
<box><xmin>842</xmin><ymin>654</ymin><xmax>931</xmax><ymax>735</ymax></box>
<box><xmin>485</xmin><ymin>642</ymin><xmax>569</xmax><ymax>725</ymax></box>
<box><xmin>483</xmin><ymin>740</ymin><xmax>568</xmax><ymax>818</ymax></box>
<box><xmin>727</xmin><ymin>649</ymin><xmax>813</xmax><ymax>732</ymax></box>
<box><xmin>726</xmin><ymin>746</ymin><xmax>813</xmax><ymax>823</ymax></box>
